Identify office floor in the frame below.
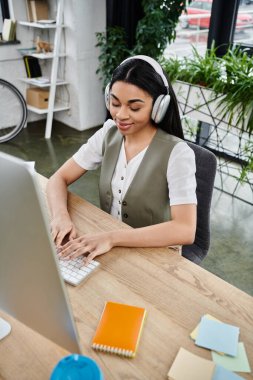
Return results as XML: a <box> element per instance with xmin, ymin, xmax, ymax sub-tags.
<box><xmin>1</xmin><ymin>120</ymin><xmax>252</xmax><ymax>296</ymax></box>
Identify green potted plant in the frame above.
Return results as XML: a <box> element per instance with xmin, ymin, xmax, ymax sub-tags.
<box><xmin>162</xmin><ymin>44</ymin><xmax>253</xmax><ymax>199</ymax></box>
<box><xmin>95</xmin><ymin>0</ymin><xmax>187</xmax><ymax>89</ymax></box>
<box><xmin>161</xmin><ymin>44</ymin><xmax>253</xmax><ymax>135</ymax></box>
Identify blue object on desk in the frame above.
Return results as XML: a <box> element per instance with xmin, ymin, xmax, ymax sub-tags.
<box><xmin>212</xmin><ymin>364</ymin><xmax>245</xmax><ymax>380</ymax></box>
<box><xmin>50</xmin><ymin>354</ymin><xmax>104</xmax><ymax>380</ymax></box>
<box><xmin>195</xmin><ymin>316</ymin><xmax>240</xmax><ymax>356</ymax></box>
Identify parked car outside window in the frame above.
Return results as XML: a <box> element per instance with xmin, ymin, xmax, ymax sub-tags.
<box><xmin>181</xmin><ymin>0</ymin><xmax>253</xmax><ymax>30</ymax></box>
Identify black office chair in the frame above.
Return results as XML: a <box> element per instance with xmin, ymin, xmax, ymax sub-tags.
<box><xmin>182</xmin><ymin>142</ymin><xmax>217</xmax><ymax>264</ymax></box>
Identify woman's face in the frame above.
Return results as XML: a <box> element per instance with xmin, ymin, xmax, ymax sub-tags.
<box><xmin>109</xmin><ymin>81</ymin><xmax>154</xmax><ymax>136</ymax></box>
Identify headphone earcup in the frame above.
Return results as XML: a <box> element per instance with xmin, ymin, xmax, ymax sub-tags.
<box><xmin>104</xmin><ymin>83</ymin><xmax>110</xmax><ymax>110</ymax></box>
<box><xmin>151</xmin><ymin>94</ymin><xmax>171</xmax><ymax>124</ymax></box>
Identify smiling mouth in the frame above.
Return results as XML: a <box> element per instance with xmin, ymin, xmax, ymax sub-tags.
<box><xmin>117</xmin><ymin>122</ymin><xmax>133</xmax><ymax>131</ymax></box>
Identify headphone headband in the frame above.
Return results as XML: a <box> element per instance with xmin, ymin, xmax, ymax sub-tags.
<box><xmin>120</xmin><ymin>55</ymin><xmax>169</xmax><ymax>88</ymax></box>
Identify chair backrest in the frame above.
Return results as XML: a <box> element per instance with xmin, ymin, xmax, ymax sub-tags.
<box><xmin>182</xmin><ymin>142</ymin><xmax>217</xmax><ymax>264</ymax></box>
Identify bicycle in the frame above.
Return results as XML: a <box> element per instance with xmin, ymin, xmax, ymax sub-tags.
<box><xmin>0</xmin><ymin>79</ymin><xmax>27</xmax><ymax>143</ymax></box>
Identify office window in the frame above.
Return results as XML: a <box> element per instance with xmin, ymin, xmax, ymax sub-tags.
<box><xmin>234</xmin><ymin>1</ymin><xmax>253</xmax><ymax>46</ymax></box>
<box><xmin>164</xmin><ymin>0</ymin><xmax>213</xmax><ymax>58</ymax></box>
<box><xmin>202</xmin><ymin>2</ymin><xmax>212</xmax><ymax>11</ymax></box>
<box><xmin>190</xmin><ymin>1</ymin><xmax>204</xmax><ymax>8</ymax></box>
<box><xmin>0</xmin><ymin>6</ymin><xmax>3</xmax><ymax>32</ymax></box>
<box><xmin>0</xmin><ymin>0</ymin><xmax>10</xmax><ymax>33</ymax></box>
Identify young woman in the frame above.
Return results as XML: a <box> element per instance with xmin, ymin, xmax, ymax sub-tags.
<box><xmin>46</xmin><ymin>55</ymin><xmax>197</xmax><ymax>264</ymax></box>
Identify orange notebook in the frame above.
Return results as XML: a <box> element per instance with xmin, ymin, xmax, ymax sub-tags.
<box><xmin>91</xmin><ymin>301</ymin><xmax>146</xmax><ymax>358</ymax></box>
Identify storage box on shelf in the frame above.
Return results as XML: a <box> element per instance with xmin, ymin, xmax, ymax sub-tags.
<box><xmin>26</xmin><ymin>87</ymin><xmax>49</xmax><ymax>109</ymax></box>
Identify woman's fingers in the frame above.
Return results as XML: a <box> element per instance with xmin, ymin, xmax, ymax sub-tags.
<box><xmin>69</xmin><ymin>227</ymin><xmax>77</xmax><ymax>241</ymax></box>
<box><xmin>50</xmin><ymin>215</ymin><xmax>77</xmax><ymax>246</ymax></box>
<box><xmin>58</xmin><ymin>239</ymin><xmax>88</xmax><ymax>258</ymax></box>
<box><xmin>55</xmin><ymin>231</ymin><xmax>66</xmax><ymax>247</ymax></box>
<box><xmin>84</xmin><ymin>250</ymin><xmax>97</xmax><ymax>265</ymax></box>
<box><xmin>51</xmin><ymin>227</ymin><xmax>58</xmax><ymax>242</ymax></box>
<box><xmin>57</xmin><ymin>232</ymin><xmax>113</xmax><ymax>263</ymax></box>
<box><xmin>51</xmin><ymin>224</ymin><xmax>77</xmax><ymax>247</ymax></box>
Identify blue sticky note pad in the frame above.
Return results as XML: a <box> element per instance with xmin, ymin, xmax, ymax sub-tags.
<box><xmin>195</xmin><ymin>317</ymin><xmax>239</xmax><ymax>356</ymax></box>
<box><xmin>212</xmin><ymin>365</ymin><xmax>246</xmax><ymax>380</ymax></box>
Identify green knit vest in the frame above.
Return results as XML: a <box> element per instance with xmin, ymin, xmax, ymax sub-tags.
<box><xmin>99</xmin><ymin>125</ymin><xmax>181</xmax><ymax>228</ymax></box>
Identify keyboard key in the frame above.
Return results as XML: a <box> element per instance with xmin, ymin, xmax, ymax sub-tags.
<box><xmin>58</xmin><ymin>257</ymin><xmax>100</xmax><ymax>286</ymax></box>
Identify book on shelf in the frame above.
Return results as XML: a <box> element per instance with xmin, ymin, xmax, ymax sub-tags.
<box><xmin>26</xmin><ymin>0</ymin><xmax>49</xmax><ymax>22</ymax></box>
<box><xmin>92</xmin><ymin>301</ymin><xmax>146</xmax><ymax>358</ymax></box>
<box><xmin>23</xmin><ymin>77</ymin><xmax>66</xmax><ymax>86</ymax></box>
<box><xmin>23</xmin><ymin>56</ymin><xmax>42</xmax><ymax>78</ymax></box>
<box><xmin>37</xmin><ymin>20</ymin><xmax>56</xmax><ymax>24</ymax></box>
<box><xmin>24</xmin><ymin>77</ymin><xmax>50</xmax><ymax>85</ymax></box>
<box><xmin>2</xmin><ymin>19</ymin><xmax>16</xmax><ymax>41</ymax></box>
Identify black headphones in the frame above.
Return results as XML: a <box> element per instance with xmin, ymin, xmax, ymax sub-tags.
<box><xmin>104</xmin><ymin>55</ymin><xmax>171</xmax><ymax>124</ymax></box>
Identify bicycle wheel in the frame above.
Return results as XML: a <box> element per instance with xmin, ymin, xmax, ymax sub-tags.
<box><xmin>0</xmin><ymin>79</ymin><xmax>27</xmax><ymax>143</ymax></box>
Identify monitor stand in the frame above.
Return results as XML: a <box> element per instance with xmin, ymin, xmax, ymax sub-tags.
<box><xmin>0</xmin><ymin>317</ymin><xmax>11</xmax><ymax>340</ymax></box>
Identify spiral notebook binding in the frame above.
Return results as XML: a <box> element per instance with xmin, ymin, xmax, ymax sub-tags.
<box><xmin>92</xmin><ymin>343</ymin><xmax>134</xmax><ymax>357</ymax></box>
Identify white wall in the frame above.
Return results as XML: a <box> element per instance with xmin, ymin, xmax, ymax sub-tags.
<box><xmin>54</xmin><ymin>0</ymin><xmax>106</xmax><ymax>130</ymax></box>
<box><xmin>0</xmin><ymin>0</ymin><xmax>106</xmax><ymax>130</ymax></box>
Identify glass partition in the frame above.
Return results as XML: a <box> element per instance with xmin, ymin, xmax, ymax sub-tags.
<box><xmin>163</xmin><ymin>0</ymin><xmax>253</xmax><ymax>205</ymax></box>
<box><xmin>0</xmin><ymin>6</ymin><xmax>3</xmax><ymax>33</ymax></box>
<box><xmin>234</xmin><ymin>1</ymin><xmax>253</xmax><ymax>45</ymax></box>
<box><xmin>164</xmin><ymin>0</ymin><xmax>213</xmax><ymax>58</ymax></box>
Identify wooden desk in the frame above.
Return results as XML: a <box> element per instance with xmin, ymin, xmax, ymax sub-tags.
<box><xmin>0</xmin><ymin>175</ymin><xmax>252</xmax><ymax>380</ymax></box>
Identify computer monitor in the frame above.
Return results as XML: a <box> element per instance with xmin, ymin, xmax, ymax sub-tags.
<box><xmin>0</xmin><ymin>151</ymin><xmax>82</xmax><ymax>353</ymax></box>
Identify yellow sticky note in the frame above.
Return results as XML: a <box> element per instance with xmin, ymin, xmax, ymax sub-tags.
<box><xmin>168</xmin><ymin>347</ymin><xmax>215</xmax><ymax>380</ymax></box>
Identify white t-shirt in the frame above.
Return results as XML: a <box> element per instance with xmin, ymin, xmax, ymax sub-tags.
<box><xmin>73</xmin><ymin>120</ymin><xmax>197</xmax><ymax>220</ymax></box>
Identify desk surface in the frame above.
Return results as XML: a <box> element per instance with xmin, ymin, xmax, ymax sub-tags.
<box><xmin>0</xmin><ymin>175</ymin><xmax>252</xmax><ymax>380</ymax></box>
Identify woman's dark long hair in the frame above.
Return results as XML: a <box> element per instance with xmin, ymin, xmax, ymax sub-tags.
<box><xmin>109</xmin><ymin>58</ymin><xmax>184</xmax><ymax>139</ymax></box>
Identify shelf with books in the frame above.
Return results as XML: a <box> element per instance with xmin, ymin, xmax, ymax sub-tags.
<box><xmin>19</xmin><ymin>0</ymin><xmax>67</xmax><ymax>138</ymax></box>
<box><xmin>19</xmin><ymin>21</ymin><xmax>59</xmax><ymax>29</ymax></box>
<box><xmin>20</xmin><ymin>77</ymin><xmax>68</xmax><ymax>88</ymax></box>
<box><xmin>29</xmin><ymin>52</ymin><xmax>66</xmax><ymax>59</ymax></box>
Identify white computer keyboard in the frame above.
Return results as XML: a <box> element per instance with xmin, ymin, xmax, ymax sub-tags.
<box><xmin>58</xmin><ymin>257</ymin><xmax>100</xmax><ymax>286</ymax></box>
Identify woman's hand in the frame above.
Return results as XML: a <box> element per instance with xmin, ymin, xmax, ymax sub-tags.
<box><xmin>57</xmin><ymin>232</ymin><xmax>114</xmax><ymax>264</ymax></box>
<box><xmin>50</xmin><ymin>212</ymin><xmax>77</xmax><ymax>247</ymax></box>
<box><xmin>46</xmin><ymin>158</ymin><xmax>87</xmax><ymax>247</ymax></box>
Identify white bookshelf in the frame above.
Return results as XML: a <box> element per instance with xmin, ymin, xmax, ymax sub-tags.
<box><xmin>19</xmin><ymin>0</ymin><xmax>68</xmax><ymax>138</ymax></box>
